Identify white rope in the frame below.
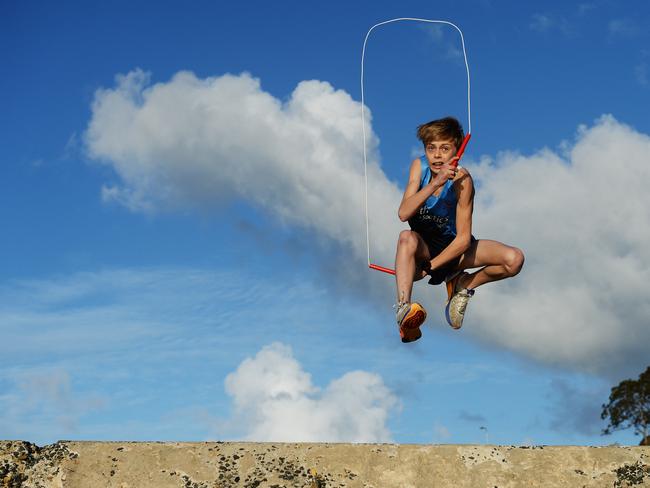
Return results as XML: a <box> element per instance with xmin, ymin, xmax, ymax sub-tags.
<box><xmin>361</xmin><ymin>18</ymin><xmax>472</xmax><ymax>268</ymax></box>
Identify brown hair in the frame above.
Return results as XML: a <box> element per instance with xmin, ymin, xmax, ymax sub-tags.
<box><xmin>416</xmin><ymin>117</ymin><xmax>464</xmax><ymax>149</ymax></box>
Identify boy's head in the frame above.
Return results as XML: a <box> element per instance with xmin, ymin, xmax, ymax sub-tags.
<box><xmin>416</xmin><ymin>117</ymin><xmax>464</xmax><ymax>151</ymax></box>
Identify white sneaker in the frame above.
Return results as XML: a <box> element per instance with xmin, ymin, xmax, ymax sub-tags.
<box><xmin>445</xmin><ymin>272</ymin><xmax>474</xmax><ymax>330</ymax></box>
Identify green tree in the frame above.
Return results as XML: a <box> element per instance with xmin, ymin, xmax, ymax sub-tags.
<box><xmin>601</xmin><ymin>366</ymin><xmax>650</xmax><ymax>446</ymax></box>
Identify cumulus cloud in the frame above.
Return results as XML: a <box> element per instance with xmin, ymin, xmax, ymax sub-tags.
<box><xmin>85</xmin><ymin>71</ymin><xmax>650</xmax><ymax>379</ymax></box>
<box><xmin>0</xmin><ymin>268</ymin><xmax>394</xmax><ymax>442</ymax></box>
<box><xmin>469</xmin><ymin>115</ymin><xmax>650</xmax><ymax>377</ymax></box>
<box><xmin>85</xmin><ymin>69</ymin><xmax>402</xmax><ymax>265</ymax></box>
<box><xmin>223</xmin><ymin>342</ymin><xmax>399</xmax><ymax>442</ymax></box>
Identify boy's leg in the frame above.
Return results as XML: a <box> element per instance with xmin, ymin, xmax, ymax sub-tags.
<box><xmin>394</xmin><ymin>230</ymin><xmax>431</xmax><ymax>343</ymax></box>
<box><xmin>445</xmin><ymin>239</ymin><xmax>524</xmax><ymax>330</ymax></box>
<box><xmin>395</xmin><ymin>230</ymin><xmax>432</xmax><ymax>303</ymax></box>
<box><xmin>456</xmin><ymin>239</ymin><xmax>525</xmax><ymax>290</ymax></box>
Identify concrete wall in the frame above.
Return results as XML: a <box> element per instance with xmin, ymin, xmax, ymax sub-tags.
<box><xmin>1</xmin><ymin>441</ymin><xmax>649</xmax><ymax>487</ymax></box>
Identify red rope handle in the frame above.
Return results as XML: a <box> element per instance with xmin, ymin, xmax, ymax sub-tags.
<box><xmin>452</xmin><ymin>133</ymin><xmax>471</xmax><ymax>168</ymax></box>
<box><xmin>369</xmin><ymin>263</ymin><xmax>396</xmax><ymax>275</ymax></box>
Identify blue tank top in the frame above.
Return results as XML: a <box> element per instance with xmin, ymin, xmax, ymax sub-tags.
<box><xmin>407</xmin><ymin>156</ymin><xmax>458</xmax><ymax>247</ymax></box>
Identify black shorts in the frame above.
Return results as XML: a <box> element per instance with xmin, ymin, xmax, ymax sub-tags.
<box><xmin>421</xmin><ymin>234</ymin><xmax>476</xmax><ymax>286</ymax></box>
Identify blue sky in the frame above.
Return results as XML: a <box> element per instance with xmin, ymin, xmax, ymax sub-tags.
<box><xmin>2</xmin><ymin>0</ymin><xmax>650</xmax><ymax>446</ymax></box>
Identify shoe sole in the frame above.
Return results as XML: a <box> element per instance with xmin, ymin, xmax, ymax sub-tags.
<box><xmin>401</xmin><ymin>328</ymin><xmax>422</xmax><ymax>343</ymax></box>
<box><xmin>445</xmin><ymin>301</ymin><xmax>462</xmax><ymax>330</ymax></box>
<box><xmin>400</xmin><ymin>305</ymin><xmax>426</xmax><ymax>343</ymax></box>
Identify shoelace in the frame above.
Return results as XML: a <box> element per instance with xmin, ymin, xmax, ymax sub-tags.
<box><xmin>393</xmin><ymin>302</ymin><xmax>412</xmax><ymax>327</ymax></box>
<box><xmin>393</xmin><ymin>301</ymin><xmax>408</xmax><ymax>315</ymax></box>
<box><xmin>393</xmin><ymin>291</ymin><xmax>408</xmax><ymax>313</ymax></box>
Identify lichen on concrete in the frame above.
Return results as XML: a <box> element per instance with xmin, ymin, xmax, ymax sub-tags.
<box><xmin>1</xmin><ymin>441</ymin><xmax>77</xmax><ymax>488</ymax></box>
<box><xmin>1</xmin><ymin>441</ymin><xmax>649</xmax><ymax>487</ymax></box>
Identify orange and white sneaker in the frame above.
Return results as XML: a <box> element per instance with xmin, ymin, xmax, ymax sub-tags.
<box><xmin>395</xmin><ymin>302</ymin><xmax>427</xmax><ymax>343</ymax></box>
<box><xmin>445</xmin><ymin>272</ymin><xmax>474</xmax><ymax>330</ymax></box>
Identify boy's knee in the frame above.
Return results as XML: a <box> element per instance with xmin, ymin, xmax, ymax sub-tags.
<box><xmin>505</xmin><ymin>247</ymin><xmax>525</xmax><ymax>276</ymax></box>
<box><xmin>398</xmin><ymin>230</ymin><xmax>419</xmax><ymax>252</ymax></box>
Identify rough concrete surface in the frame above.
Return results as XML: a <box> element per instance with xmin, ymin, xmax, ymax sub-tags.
<box><xmin>1</xmin><ymin>441</ymin><xmax>649</xmax><ymax>488</ymax></box>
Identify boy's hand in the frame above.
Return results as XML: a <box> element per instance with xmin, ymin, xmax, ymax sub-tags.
<box><xmin>430</xmin><ymin>163</ymin><xmax>458</xmax><ymax>186</ymax></box>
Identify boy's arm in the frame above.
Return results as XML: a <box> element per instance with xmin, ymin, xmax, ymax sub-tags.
<box><xmin>427</xmin><ymin>169</ymin><xmax>475</xmax><ymax>271</ymax></box>
<box><xmin>398</xmin><ymin>159</ymin><xmax>454</xmax><ymax>222</ymax></box>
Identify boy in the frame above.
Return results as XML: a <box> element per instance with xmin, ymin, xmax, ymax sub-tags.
<box><xmin>394</xmin><ymin>117</ymin><xmax>524</xmax><ymax>343</ymax></box>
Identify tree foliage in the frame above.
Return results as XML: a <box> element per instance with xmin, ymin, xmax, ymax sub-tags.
<box><xmin>601</xmin><ymin>366</ymin><xmax>650</xmax><ymax>445</ymax></box>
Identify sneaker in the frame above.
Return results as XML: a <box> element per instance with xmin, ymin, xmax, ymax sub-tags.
<box><xmin>395</xmin><ymin>302</ymin><xmax>426</xmax><ymax>343</ymax></box>
<box><xmin>445</xmin><ymin>272</ymin><xmax>475</xmax><ymax>330</ymax></box>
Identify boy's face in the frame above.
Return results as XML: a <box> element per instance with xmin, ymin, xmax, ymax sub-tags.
<box><xmin>425</xmin><ymin>138</ymin><xmax>457</xmax><ymax>172</ymax></box>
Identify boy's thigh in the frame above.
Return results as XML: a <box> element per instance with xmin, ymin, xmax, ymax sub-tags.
<box><xmin>457</xmin><ymin>239</ymin><xmax>517</xmax><ymax>269</ymax></box>
<box><xmin>408</xmin><ymin>231</ymin><xmax>434</xmax><ymax>281</ymax></box>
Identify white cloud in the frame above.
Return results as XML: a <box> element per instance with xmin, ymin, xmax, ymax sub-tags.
<box><xmin>85</xmin><ymin>69</ymin><xmax>403</xmax><ymax>265</ymax></box>
<box><xmin>223</xmin><ymin>343</ymin><xmax>399</xmax><ymax>442</ymax></box>
<box><xmin>468</xmin><ymin>115</ymin><xmax>650</xmax><ymax>377</ymax></box>
<box><xmin>85</xmin><ymin>71</ymin><xmax>650</xmax><ymax>379</ymax></box>
<box><xmin>0</xmin><ymin>267</ymin><xmax>393</xmax><ymax>442</ymax></box>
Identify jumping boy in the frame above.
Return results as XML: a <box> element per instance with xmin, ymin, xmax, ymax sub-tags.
<box><xmin>394</xmin><ymin>117</ymin><xmax>524</xmax><ymax>343</ymax></box>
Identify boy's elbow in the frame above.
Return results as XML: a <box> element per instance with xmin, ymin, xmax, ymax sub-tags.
<box><xmin>398</xmin><ymin>208</ymin><xmax>408</xmax><ymax>222</ymax></box>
